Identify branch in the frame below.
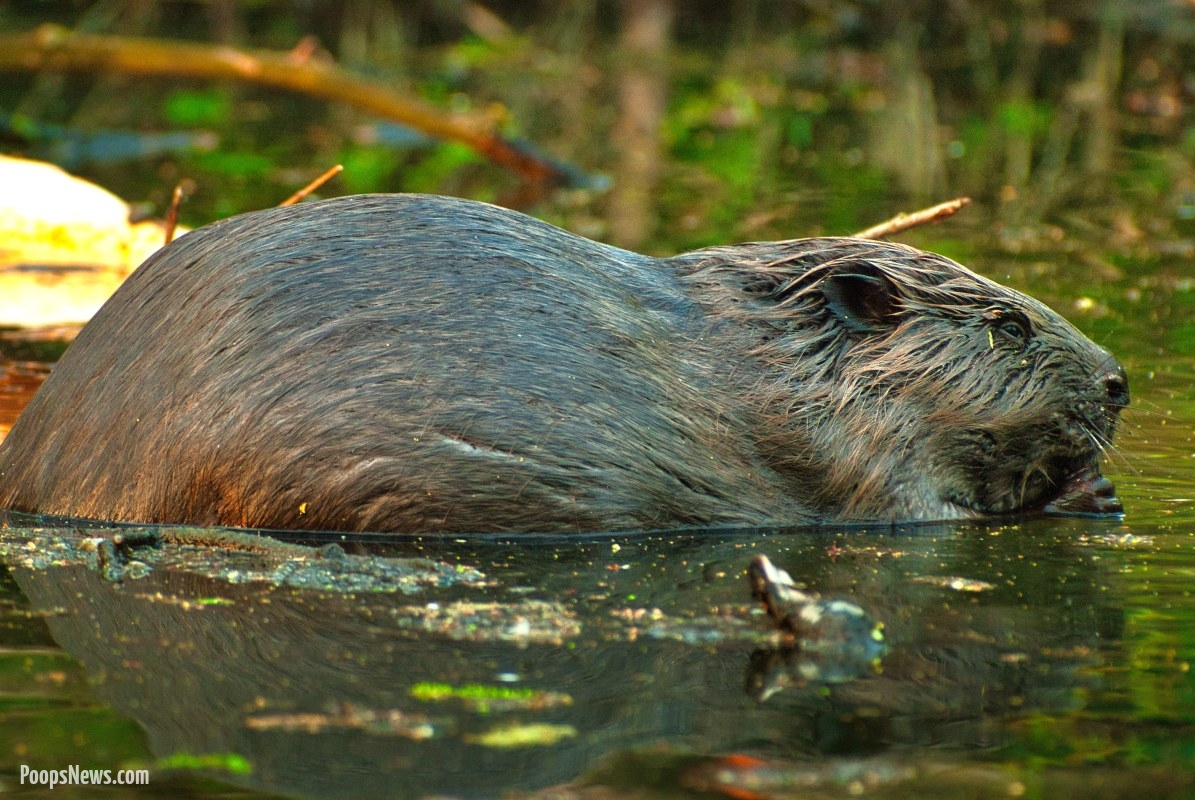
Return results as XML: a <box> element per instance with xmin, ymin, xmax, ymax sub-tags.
<box><xmin>279</xmin><ymin>164</ymin><xmax>343</xmax><ymax>206</ymax></box>
<box><xmin>852</xmin><ymin>196</ymin><xmax>972</xmax><ymax>239</ymax></box>
<box><xmin>163</xmin><ymin>183</ymin><xmax>184</xmax><ymax>244</ymax></box>
<box><xmin>0</xmin><ymin>25</ymin><xmax>573</xmax><ymax>190</ymax></box>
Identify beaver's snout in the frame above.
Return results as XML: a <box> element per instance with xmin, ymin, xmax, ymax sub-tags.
<box><xmin>1042</xmin><ymin>357</ymin><xmax>1128</xmax><ymax>518</ymax></box>
<box><xmin>1044</xmin><ymin>468</ymin><xmax>1123</xmax><ymax>516</ymax></box>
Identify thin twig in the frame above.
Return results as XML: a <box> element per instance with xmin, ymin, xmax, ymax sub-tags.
<box><xmin>163</xmin><ymin>183</ymin><xmax>185</xmax><ymax>245</ymax></box>
<box><xmin>279</xmin><ymin>164</ymin><xmax>343</xmax><ymax>206</ymax></box>
<box><xmin>852</xmin><ymin>196</ymin><xmax>972</xmax><ymax>240</ymax></box>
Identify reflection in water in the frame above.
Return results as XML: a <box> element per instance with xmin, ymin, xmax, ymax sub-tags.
<box><xmin>0</xmin><ymin>360</ymin><xmax>50</xmax><ymax>440</ymax></box>
<box><xmin>0</xmin><ymin>517</ymin><xmax>1173</xmax><ymax>799</ymax></box>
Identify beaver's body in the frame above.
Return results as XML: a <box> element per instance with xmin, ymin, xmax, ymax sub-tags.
<box><xmin>0</xmin><ymin>194</ymin><xmax>1127</xmax><ymax>533</ymax></box>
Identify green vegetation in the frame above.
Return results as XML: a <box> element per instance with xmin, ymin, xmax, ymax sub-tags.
<box><xmin>152</xmin><ymin>752</ymin><xmax>253</xmax><ymax>776</ymax></box>
<box><xmin>0</xmin><ymin>1</ymin><xmax>1191</xmax><ymax>263</ymax></box>
<box><xmin>410</xmin><ymin>681</ymin><xmax>572</xmax><ymax>713</ymax></box>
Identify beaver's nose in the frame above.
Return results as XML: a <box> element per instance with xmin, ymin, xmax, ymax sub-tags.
<box><xmin>1101</xmin><ymin>360</ymin><xmax>1130</xmax><ymax>408</ymax></box>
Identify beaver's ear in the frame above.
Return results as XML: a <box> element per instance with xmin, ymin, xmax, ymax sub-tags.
<box><xmin>820</xmin><ymin>265</ymin><xmax>901</xmax><ymax>334</ymax></box>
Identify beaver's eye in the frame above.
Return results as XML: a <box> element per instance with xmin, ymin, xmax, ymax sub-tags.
<box><xmin>981</xmin><ymin>308</ymin><xmax>1032</xmax><ymax>348</ymax></box>
<box><xmin>998</xmin><ymin>318</ymin><xmax>1029</xmax><ymax>345</ymax></box>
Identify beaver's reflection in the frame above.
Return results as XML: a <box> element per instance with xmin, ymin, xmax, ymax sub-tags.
<box><xmin>6</xmin><ymin>521</ymin><xmax>1123</xmax><ymax>799</ymax></box>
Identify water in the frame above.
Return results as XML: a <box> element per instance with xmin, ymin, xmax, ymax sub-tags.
<box><xmin>0</xmin><ymin>252</ymin><xmax>1192</xmax><ymax>799</ymax></box>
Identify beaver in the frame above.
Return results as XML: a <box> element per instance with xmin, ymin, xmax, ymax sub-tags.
<box><xmin>0</xmin><ymin>194</ymin><xmax>1128</xmax><ymax>534</ymax></box>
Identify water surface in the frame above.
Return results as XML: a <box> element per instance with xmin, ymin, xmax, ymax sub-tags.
<box><xmin>0</xmin><ymin>249</ymin><xmax>1191</xmax><ymax>800</ymax></box>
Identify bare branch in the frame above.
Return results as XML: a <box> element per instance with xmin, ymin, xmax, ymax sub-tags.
<box><xmin>852</xmin><ymin>197</ymin><xmax>972</xmax><ymax>240</ymax></box>
<box><xmin>163</xmin><ymin>184</ymin><xmax>185</xmax><ymax>245</ymax></box>
<box><xmin>279</xmin><ymin>164</ymin><xmax>343</xmax><ymax>207</ymax></box>
<box><xmin>0</xmin><ymin>25</ymin><xmax>572</xmax><ymax>190</ymax></box>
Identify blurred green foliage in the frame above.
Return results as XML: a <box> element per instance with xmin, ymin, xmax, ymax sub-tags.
<box><xmin>162</xmin><ymin>88</ymin><xmax>232</xmax><ymax>128</ymax></box>
<box><xmin>0</xmin><ymin>0</ymin><xmax>1191</xmax><ymax>262</ymax></box>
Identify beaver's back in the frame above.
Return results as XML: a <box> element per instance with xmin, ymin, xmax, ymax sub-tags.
<box><xmin>0</xmin><ymin>194</ymin><xmax>796</xmax><ymax>532</ymax></box>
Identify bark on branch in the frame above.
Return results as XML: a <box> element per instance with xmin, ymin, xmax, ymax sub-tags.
<box><xmin>0</xmin><ymin>24</ymin><xmax>574</xmax><ymax>191</ymax></box>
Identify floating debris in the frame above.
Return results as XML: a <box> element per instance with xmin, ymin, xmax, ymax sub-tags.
<box><xmin>244</xmin><ymin>703</ymin><xmax>436</xmax><ymax>740</ymax></box>
<box><xmin>745</xmin><ymin>555</ymin><xmax>887</xmax><ymax>693</ymax></box>
<box><xmin>908</xmin><ymin>575</ymin><xmax>997</xmax><ymax>592</ymax></box>
<box><xmin>389</xmin><ymin>599</ymin><xmax>581</xmax><ymax>644</ymax></box>
<box><xmin>409</xmin><ymin>682</ymin><xmax>573</xmax><ymax>713</ymax></box>
<box><xmin>466</xmin><ymin>722</ymin><xmax>578</xmax><ymax>749</ymax></box>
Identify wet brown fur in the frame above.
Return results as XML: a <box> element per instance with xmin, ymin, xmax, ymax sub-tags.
<box><xmin>672</xmin><ymin>239</ymin><xmax>1126</xmax><ymax>521</ymax></box>
<box><xmin>0</xmin><ymin>194</ymin><xmax>1127</xmax><ymax>533</ymax></box>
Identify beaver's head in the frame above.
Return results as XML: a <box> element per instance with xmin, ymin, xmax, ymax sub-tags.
<box><xmin>686</xmin><ymin>237</ymin><xmax>1128</xmax><ymax>523</ymax></box>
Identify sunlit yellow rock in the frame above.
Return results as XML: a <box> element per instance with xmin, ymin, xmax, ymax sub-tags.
<box><xmin>0</xmin><ymin>155</ymin><xmax>182</xmax><ymax>327</ymax></box>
